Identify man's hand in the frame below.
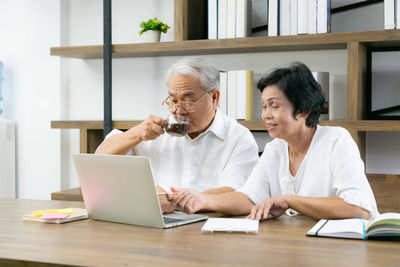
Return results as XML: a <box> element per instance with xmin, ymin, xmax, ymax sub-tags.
<box><xmin>167</xmin><ymin>187</ymin><xmax>207</xmax><ymax>214</ymax></box>
<box><xmin>156</xmin><ymin>186</ymin><xmax>176</xmax><ymax>213</ymax></box>
<box><xmin>132</xmin><ymin>115</ymin><xmax>167</xmax><ymax>142</ymax></box>
<box><xmin>247</xmin><ymin>196</ymin><xmax>289</xmax><ymax>220</ymax></box>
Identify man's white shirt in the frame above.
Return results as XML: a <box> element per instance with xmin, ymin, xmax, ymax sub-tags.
<box><xmin>105</xmin><ymin>109</ymin><xmax>259</xmax><ymax>192</ymax></box>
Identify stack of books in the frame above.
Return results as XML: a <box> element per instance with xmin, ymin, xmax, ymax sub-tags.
<box><xmin>269</xmin><ymin>0</ymin><xmax>331</xmax><ymax>36</ymax></box>
<box><xmin>219</xmin><ymin>70</ymin><xmax>254</xmax><ymax>120</ymax></box>
<box><xmin>208</xmin><ymin>0</ymin><xmax>252</xmax><ymax>39</ymax></box>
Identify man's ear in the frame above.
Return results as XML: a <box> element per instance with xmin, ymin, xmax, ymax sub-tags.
<box><xmin>212</xmin><ymin>89</ymin><xmax>220</xmax><ymax>106</ymax></box>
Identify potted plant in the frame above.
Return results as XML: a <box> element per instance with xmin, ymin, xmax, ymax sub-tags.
<box><xmin>138</xmin><ymin>18</ymin><xmax>170</xmax><ymax>42</ymax></box>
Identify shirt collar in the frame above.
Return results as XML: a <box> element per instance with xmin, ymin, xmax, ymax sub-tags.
<box><xmin>186</xmin><ymin>109</ymin><xmax>226</xmax><ymax>141</ymax></box>
<box><xmin>207</xmin><ymin>109</ymin><xmax>226</xmax><ymax>140</ymax></box>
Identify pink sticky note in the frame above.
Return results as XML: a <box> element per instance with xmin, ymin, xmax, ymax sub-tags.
<box><xmin>40</xmin><ymin>213</ymin><xmax>70</xmax><ymax>220</ymax></box>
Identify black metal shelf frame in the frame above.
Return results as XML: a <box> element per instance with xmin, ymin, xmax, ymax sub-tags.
<box><xmin>103</xmin><ymin>0</ymin><xmax>112</xmax><ymax>137</ymax></box>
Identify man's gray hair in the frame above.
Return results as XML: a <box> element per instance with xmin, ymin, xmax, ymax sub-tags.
<box><xmin>166</xmin><ymin>57</ymin><xmax>220</xmax><ymax>91</ymax></box>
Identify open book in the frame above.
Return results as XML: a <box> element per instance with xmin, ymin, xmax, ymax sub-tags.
<box><xmin>23</xmin><ymin>208</ymin><xmax>88</xmax><ymax>224</ymax></box>
<box><xmin>307</xmin><ymin>213</ymin><xmax>400</xmax><ymax>240</ymax></box>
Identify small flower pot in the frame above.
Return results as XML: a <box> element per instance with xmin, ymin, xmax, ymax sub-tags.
<box><xmin>142</xmin><ymin>30</ymin><xmax>161</xmax><ymax>43</ymax></box>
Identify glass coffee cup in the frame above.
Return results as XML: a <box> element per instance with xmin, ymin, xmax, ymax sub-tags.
<box><xmin>164</xmin><ymin>114</ymin><xmax>190</xmax><ymax>137</ymax></box>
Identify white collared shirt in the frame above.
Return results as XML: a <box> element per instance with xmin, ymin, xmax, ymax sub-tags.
<box><xmin>105</xmin><ymin>110</ymin><xmax>259</xmax><ymax>192</ymax></box>
<box><xmin>237</xmin><ymin>125</ymin><xmax>378</xmax><ymax>218</ymax></box>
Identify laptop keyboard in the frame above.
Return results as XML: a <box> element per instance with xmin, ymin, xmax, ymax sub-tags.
<box><xmin>163</xmin><ymin>217</ymin><xmax>184</xmax><ymax>224</ymax></box>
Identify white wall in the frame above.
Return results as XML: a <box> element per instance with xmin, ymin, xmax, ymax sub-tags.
<box><xmin>0</xmin><ymin>0</ymin><xmax>61</xmax><ymax>199</ymax></box>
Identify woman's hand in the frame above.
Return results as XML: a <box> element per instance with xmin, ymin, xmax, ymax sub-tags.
<box><xmin>247</xmin><ymin>196</ymin><xmax>290</xmax><ymax>220</ymax></box>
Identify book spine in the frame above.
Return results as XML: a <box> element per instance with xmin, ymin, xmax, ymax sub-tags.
<box><xmin>317</xmin><ymin>0</ymin><xmax>328</xmax><ymax>34</ymax></box>
<box><xmin>327</xmin><ymin>0</ymin><xmax>331</xmax><ymax>33</ymax></box>
<box><xmin>298</xmin><ymin>0</ymin><xmax>308</xmax><ymax>34</ymax></box>
<box><xmin>247</xmin><ymin>0</ymin><xmax>252</xmax><ymax>37</ymax></box>
<box><xmin>236</xmin><ymin>0</ymin><xmax>251</xmax><ymax>38</ymax></box>
<box><xmin>236</xmin><ymin>70</ymin><xmax>246</xmax><ymax>120</ymax></box>
<box><xmin>236</xmin><ymin>70</ymin><xmax>254</xmax><ymax>120</ymax></box>
<box><xmin>227</xmin><ymin>0</ymin><xmax>237</xmax><ymax>38</ymax></box>
<box><xmin>290</xmin><ymin>0</ymin><xmax>298</xmax><ymax>35</ymax></box>
<box><xmin>218</xmin><ymin>0</ymin><xmax>227</xmax><ymax>38</ymax></box>
<box><xmin>245</xmin><ymin>70</ymin><xmax>254</xmax><ymax>121</ymax></box>
<box><xmin>307</xmin><ymin>0</ymin><xmax>317</xmax><ymax>34</ymax></box>
<box><xmin>219</xmin><ymin>71</ymin><xmax>227</xmax><ymax>115</ymax></box>
<box><xmin>385</xmin><ymin>0</ymin><xmax>395</xmax><ymax>30</ymax></box>
<box><xmin>268</xmin><ymin>0</ymin><xmax>279</xmax><ymax>36</ymax></box>
<box><xmin>227</xmin><ymin>70</ymin><xmax>237</xmax><ymax>119</ymax></box>
<box><xmin>208</xmin><ymin>0</ymin><xmax>218</xmax><ymax>39</ymax></box>
<box><xmin>396</xmin><ymin>0</ymin><xmax>400</xmax><ymax>29</ymax></box>
<box><xmin>279</xmin><ymin>0</ymin><xmax>291</xmax><ymax>36</ymax></box>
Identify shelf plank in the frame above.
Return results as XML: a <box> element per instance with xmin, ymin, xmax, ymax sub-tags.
<box><xmin>348</xmin><ymin>120</ymin><xmax>400</xmax><ymax>131</ymax></box>
<box><xmin>51</xmin><ymin>120</ymin><xmax>400</xmax><ymax>132</ymax></box>
<box><xmin>51</xmin><ymin>120</ymin><xmax>141</xmax><ymax>129</ymax></box>
<box><xmin>51</xmin><ymin>120</ymin><xmax>104</xmax><ymax>129</ymax></box>
<box><xmin>50</xmin><ymin>30</ymin><xmax>400</xmax><ymax>59</ymax></box>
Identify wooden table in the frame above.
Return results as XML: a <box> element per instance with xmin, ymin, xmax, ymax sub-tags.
<box><xmin>1</xmin><ymin>199</ymin><xmax>399</xmax><ymax>266</ymax></box>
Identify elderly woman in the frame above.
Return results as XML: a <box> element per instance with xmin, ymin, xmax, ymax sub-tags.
<box><xmin>169</xmin><ymin>62</ymin><xmax>378</xmax><ymax>220</ymax></box>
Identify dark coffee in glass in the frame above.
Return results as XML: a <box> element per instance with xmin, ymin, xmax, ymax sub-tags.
<box><xmin>165</xmin><ymin>114</ymin><xmax>189</xmax><ymax>137</ymax></box>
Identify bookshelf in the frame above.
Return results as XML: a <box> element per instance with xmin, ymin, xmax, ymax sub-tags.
<box><xmin>51</xmin><ymin>0</ymin><xmax>400</xmax><ymax>164</ymax></box>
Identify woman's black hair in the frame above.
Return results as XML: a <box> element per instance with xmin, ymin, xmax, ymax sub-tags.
<box><xmin>257</xmin><ymin>62</ymin><xmax>326</xmax><ymax>127</ymax></box>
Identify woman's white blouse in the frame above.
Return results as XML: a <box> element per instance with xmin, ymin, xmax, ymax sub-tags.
<box><xmin>237</xmin><ymin>125</ymin><xmax>378</xmax><ymax>217</ymax></box>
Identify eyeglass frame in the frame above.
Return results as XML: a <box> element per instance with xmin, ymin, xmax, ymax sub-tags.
<box><xmin>162</xmin><ymin>89</ymin><xmax>215</xmax><ymax>111</ymax></box>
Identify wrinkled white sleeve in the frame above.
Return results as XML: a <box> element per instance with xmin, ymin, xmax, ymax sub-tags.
<box><xmin>331</xmin><ymin>130</ymin><xmax>378</xmax><ymax>218</ymax></box>
<box><xmin>104</xmin><ymin>129</ymin><xmax>122</xmax><ymax>139</ymax></box>
<box><xmin>102</xmin><ymin>129</ymin><xmax>134</xmax><ymax>155</ymax></box>
<box><xmin>217</xmin><ymin>131</ymin><xmax>259</xmax><ymax>190</ymax></box>
<box><xmin>236</xmin><ymin>143</ymin><xmax>273</xmax><ymax>205</ymax></box>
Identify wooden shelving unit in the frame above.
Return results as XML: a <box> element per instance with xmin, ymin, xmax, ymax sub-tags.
<box><xmin>48</xmin><ymin>0</ymin><xmax>400</xmax><ymax>204</ymax></box>
<box><xmin>50</xmin><ymin>0</ymin><xmax>400</xmax><ymax>166</ymax></box>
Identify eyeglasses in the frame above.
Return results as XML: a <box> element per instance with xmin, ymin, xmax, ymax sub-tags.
<box><xmin>162</xmin><ymin>89</ymin><xmax>214</xmax><ymax>112</ymax></box>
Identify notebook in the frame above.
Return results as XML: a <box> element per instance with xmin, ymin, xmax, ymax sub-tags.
<box><xmin>72</xmin><ymin>153</ymin><xmax>208</xmax><ymax>228</ymax></box>
<box><xmin>23</xmin><ymin>208</ymin><xmax>88</xmax><ymax>224</ymax></box>
<box><xmin>307</xmin><ymin>213</ymin><xmax>400</xmax><ymax>240</ymax></box>
<box><xmin>201</xmin><ymin>218</ymin><xmax>259</xmax><ymax>234</ymax></box>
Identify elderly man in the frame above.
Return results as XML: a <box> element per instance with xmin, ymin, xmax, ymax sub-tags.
<box><xmin>95</xmin><ymin>57</ymin><xmax>259</xmax><ymax>212</ymax></box>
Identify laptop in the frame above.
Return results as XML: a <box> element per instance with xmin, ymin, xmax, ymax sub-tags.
<box><xmin>72</xmin><ymin>153</ymin><xmax>208</xmax><ymax>228</ymax></box>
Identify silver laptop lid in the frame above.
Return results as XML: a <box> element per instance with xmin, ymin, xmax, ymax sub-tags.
<box><xmin>72</xmin><ymin>154</ymin><xmax>165</xmax><ymax>228</ymax></box>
